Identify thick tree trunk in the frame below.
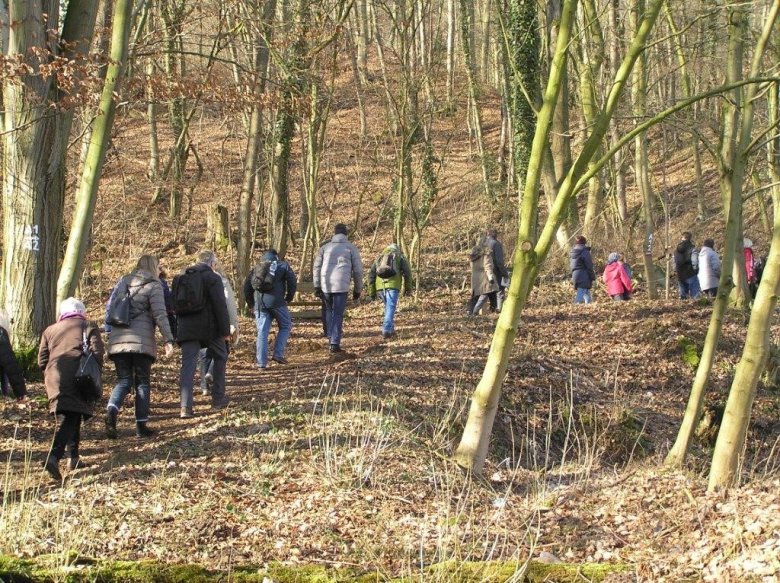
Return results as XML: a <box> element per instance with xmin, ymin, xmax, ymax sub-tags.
<box><xmin>57</xmin><ymin>0</ymin><xmax>135</xmax><ymax>306</ymax></box>
<box><xmin>1</xmin><ymin>0</ymin><xmax>97</xmax><ymax>349</ymax></box>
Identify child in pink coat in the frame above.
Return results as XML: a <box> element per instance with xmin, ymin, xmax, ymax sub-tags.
<box><xmin>603</xmin><ymin>253</ymin><xmax>633</xmax><ymax>301</ymax></box>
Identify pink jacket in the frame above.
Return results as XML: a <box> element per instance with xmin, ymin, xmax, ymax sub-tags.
<box><xmin>603</xmin><ymin>262</ymin><xmax>632</xmax><ymax>296</ymax></box>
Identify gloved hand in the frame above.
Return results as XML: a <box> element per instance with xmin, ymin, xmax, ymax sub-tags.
<box><xmin>353</xmin><ymin>291</ymin><xmax>361</xmax><ymax>301</ymax></box>
<box><xmin>314</xmin><ymin>287</ymin><xmax>325</xmax><ymax>300</ymax></box>
<box><xmin>164</xmin><ymin>342</ymin><xmax>175</xmax><ymax>358</ymax></box>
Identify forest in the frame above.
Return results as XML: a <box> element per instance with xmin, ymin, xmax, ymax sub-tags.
<box><xmin>1</xmin><ymin>0</ymin><xmax>780</xmax><ymax>580</ymax></box>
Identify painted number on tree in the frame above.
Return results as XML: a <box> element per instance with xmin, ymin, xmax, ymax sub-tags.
<box><xmin>23</xmin><ymin>225</ymin><xmax>40</xmax><ymax>252</ymax></box>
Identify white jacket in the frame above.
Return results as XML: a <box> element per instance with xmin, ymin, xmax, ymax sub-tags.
<box><xmin>697</xmin><ymin>246</ymin><xmax>721</xmax><ymax>291</ymax></box>
<box><xmin>313</xmin><ymin>233</ymin><xmax>364</xmax><ymax>294</ymax></box>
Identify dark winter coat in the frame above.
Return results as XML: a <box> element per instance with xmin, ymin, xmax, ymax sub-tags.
<box><xmin>107</xmin><ymin>270</ymin><xmax>174</xmax><ymax>360</ymax></box>
<box><xmin>243</xmin><ymin>255</ymin><xmax>298</xmax><ymax>312</ymax></box>
<box><xmin>570</xmin><ymin>244</ymin><xmax>596</xmax><ymax>289</ymax></box>
<box><xmin>0</xmin><ymin>327</ymin><xmax>26</xmax><ymax>399</ymax></box>
<box><xmin>484</xmin><ymin>236</ymin><xmax>510</xmax><ymax>283</ymax></box>
<box><xmin>175</xmin><ymin>263</ymin><xmax>230</xmax><ymax>344</ymax></box>
<box><xmin>673</xmin><ymin>240</ymin><xmax>699</xmax><ymax>281</ymax></box>
<box><xmin>470</xmin><ymin>244</ymin><xmax>499</xmax><ymax>296</ymax></box>
<box><xmin>39</xmin><ymin>317</ymin><xmax>105</xmax><ymax>418</ymax></box>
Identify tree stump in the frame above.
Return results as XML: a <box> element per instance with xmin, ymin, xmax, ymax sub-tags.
<box><xmin>206</xmin><ymin>204</ymin><xmax>230</xmax><ymax>254</ymax></box>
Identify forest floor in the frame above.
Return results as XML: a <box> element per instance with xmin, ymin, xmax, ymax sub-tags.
<box><xmin>2</xmin><ymin>287</ymin><xmax>780</xmax><ymax>581</ymax></box>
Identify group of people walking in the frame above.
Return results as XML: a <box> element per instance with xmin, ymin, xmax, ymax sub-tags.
<box><xmin>0</xmin><ymin>223</ymin><xmax>416</xmax><ymax>482</ymax></box>
<box><xmin>569</xmin><ymin>236</ymin><xmax>634</xmax><ymax>304</ymax></box>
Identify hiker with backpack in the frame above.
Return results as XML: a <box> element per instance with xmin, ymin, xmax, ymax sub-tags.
<box><xmin>173</xmin><ymin>250</ymin><xmax>231</xmax><ymax>418</ymax></box>
<box><xmin>697</xmin><ymin>239</ymin><xmax>721</xmax><ymax>298</ymax></box>
<box><xmin>368</xmin><ymin>243</ymin><xmax>412</xmax><ymax>338</ymax></box>
<box><xmin>199</xmin><ymin>268</ymin><xmax>239</xmax><ymax>394</ymax></box>
<box><xmin>467</xmin><ymin>238</ymin><xmax>499</xmax><ymax>316</ymax></box>
<box><xmin>104</xmin><ymin>255</ymin><xmax>175</xmax><ymax>438</ymax></box>
<box><xmin>673</xmin><ymin>232</ymin><xmax>700</xmax><ymax>299</ymax></box>
<box><xmin>243</xmin><ymin>249</ymin><xmax>297</xmax><ymax>368</ymax></box>
<box><xmin>39</xmin><ymin>297</ymin><xmax>104</xmax><ymax>481</ymax></box>
<box><xmin>570</xmin><ymin>235</ymin><xmax>596</xmax><ymax>304</ymax></box>
<box><xmin>313</xmin><ymin>223</ymin><xmax>364</xmax><ymax>358</ymax></box>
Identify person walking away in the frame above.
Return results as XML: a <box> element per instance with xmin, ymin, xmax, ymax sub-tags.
<box><xmin>105</xmin><ymin>255</ymin><xmax>175</xmax><ymax>438</ymax></box>
<box><xmin>368</xmin><ymin>243</ymin><xmax>412</xmax><ymax>338</ymax></box>
<box><xmin>698</xmin><ymin>239</ymin><xmax>721</xmax><ymax>298</ymax></box>
<box><xmin>0</xmin><ymin>309</ymin><xmax>27</xmax><ymax>402</ymax></box>
<box><xmin>744</xmin><ymin>238</ymin><xmax>758</xmax><ymax>297</ymax></box>
<box><xmin>174</xmin><ymin>250</ymin><xmax>231</xmax><ymax>417</ymax></box>
<box><xmin>603</xmin><ymin>252</ymin><xmax>633</xmax><ymax>300</ymax></box>
<box><xmin>243</xmin><ymin>249</ymin><xmax>297</xmax><ymax>368</ymax></box>
<box><xmin>673</xmin><ymin>232</ymin><xmax>700</xmax><ymax>299</ymax></box>
<box><xmin>200</xmin><ymin>267</ymin><xmax>240</xmax><ymax>394</ymax></box>
<box><xmin>467</xmin><ymin>239</ymin><xmax>498</xmax><ymax>315</ymax></box>
<box><xmin>484</xmin><ymin>228</ymin><xmax>510</xmax><ymax>311</ymax></box>
<box><xmin>313</xmin><ymin>223</ymin><xmax>363</xmax><ymax>358</ymax></box>
<box><xmin>570</xmin><ymin>236</ymin><xmax>596</xmax><ymax>304</ymax></box>
<box><xmin>39</xmin><ymin>297</ymin><xmax>104</xmax><ymax>481</ymax></box>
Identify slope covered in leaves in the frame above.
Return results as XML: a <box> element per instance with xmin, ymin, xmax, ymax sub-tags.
<box><xmin>2</xmin><ymin>292</ymin><xmax>779</xmax><ymax>581</ymax></box>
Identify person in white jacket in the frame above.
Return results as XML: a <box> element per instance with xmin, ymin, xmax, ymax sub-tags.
<box><xmin>697</xmin><ymin>239</ymin><xmax>721</xmax><ymax>297</ymax></box>
<box><xmin>313</xmin><ymin>223</ymin><xmax>363</xmax><ymax>356</ymax></box>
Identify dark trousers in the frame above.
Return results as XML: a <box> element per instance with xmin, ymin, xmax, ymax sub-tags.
<box><xmin>49</xmin><ymin>412</ymin><xmax>82</xmax><ymax>461</ymax></box>
<box><xmin>108</xmin><ymin>353</ymin><xmax>154</xmax><ymax>422</ymax></box>
<box><xmin>324</xmin><ymin>292</ymin><xmax>348</xmax><ymax>347</ymax></box>
<box><xmin>180</xmin><ymin>338</ymin><xmax>227</xmax><ymax>409</ymax></box>
<box><xmin>467</xmin><ymin>292</ymin><xmax>498</xmax><ymax>315</ymax></box>
<box><xmin>199</xmin><ymin>343</ymin><xmax>231</xmax><ymax>390</ymax></box>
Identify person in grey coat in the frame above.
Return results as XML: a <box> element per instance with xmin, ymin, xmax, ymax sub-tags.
<box><xmin>467</xmin><ymin>240</ymin><xmax>499</xmax><ymax>315</ymax></box>
<box><xmin>697</xmin><ymin>239</ymin><xmax>721</xmax><ymax>297</ymax></box>
<box><xmin>313</xmin><ymin>223</ymin><xmax>363</xmax><ymax>356</ymax></box>
<box><xmin>483</xmin><ymin>228</ymin><xmax>510</xmax><ymax>311</ymax></box>
<box><xmin>105</xmin><ymin>255</ymin><xmax>175</xmax><ymax>438</ymax></box>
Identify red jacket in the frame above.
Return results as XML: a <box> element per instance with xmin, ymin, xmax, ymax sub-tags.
<box><xmin>603</xmin><ymin>262</ymin><xmax>632</xmax><ymax>296</ymax></box>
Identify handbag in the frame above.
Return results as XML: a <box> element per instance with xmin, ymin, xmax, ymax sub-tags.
<box><xmin>74</xmin><ymin>321</ymin><xmax>102</xmax><ymax>402</ymax></box>
<box><xmin>107</xmin><ymin>280</ymin><xmax>132</xmax><ymax>327</ymax></box>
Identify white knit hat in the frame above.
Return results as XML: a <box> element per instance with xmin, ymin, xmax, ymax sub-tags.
<box><xmin>59</xmin><ymin>297</ymin><xmax>86</xmax><ymax>317</ymax></box>
<box><xmin>743</xmin><ymin>238</ymin><xmax>753</xmax><ymax>249</ymax></box>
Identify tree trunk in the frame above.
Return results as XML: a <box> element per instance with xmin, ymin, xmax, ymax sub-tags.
<box><xmin>206</xmin><ymin>204</ymin><xmax>231</xmax><ymax>255</ymax></box>
<box><xmin>666</xmin><ymin>3</ymin><xmax>778</xmax><ymax>468</ymax></box>
<box><xmin>1</xmin><ymin>0</ymin><xmax>98</xmax><ymax>350</ymax></box>
<box><xmin>56</xmin><ymin>0</ymin><xmax>135</xmax><ymax>305</ymax></box>
<box><xmin>453</xmin><ymin>0</ymin><xmax>664</xmax><ymax>475</ymax></box>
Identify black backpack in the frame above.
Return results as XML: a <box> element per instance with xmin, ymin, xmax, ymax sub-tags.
<box><xmin>376</xmin><ymin>251</ymin><xmax>397</xmax><ymax>279</ymax></box>
<box><xmin>251</xmin><ymin>260</ymin><xmax>279</xmax><ymax>293</ymax></box>
<box><xmin>172</xmin><ymin>268</ymin><xmax>207</xmax><ymax>315</ymax></box>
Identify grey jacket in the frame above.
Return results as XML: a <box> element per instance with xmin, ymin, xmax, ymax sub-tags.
<box><xmin>107</xmin><ymin>269</ymin><xmax>174</xmax><ymax>360</ymax></box>
<box><xmin>470</xmin><ymin>244</ymin><xmax>499</xmax><ymax>296</ymax></box>
<box><xmin>484</xmin><ymin>236</ymin><xmax>510</xmax><ymax>282</ymax></box>
<box><xmin>313</xmin><ymin>233</ymin><xmax>363</xmax><ymax>294</ymax></box>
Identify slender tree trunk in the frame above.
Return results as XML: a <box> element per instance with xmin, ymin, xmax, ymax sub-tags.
<box><xmin>608</xmin><ymin>0</ymin><xmax>626</xmax><ymax>222</ymax></box>
<box><xmin>453</xmin><ymin>0</ymin><xmax>663</xmax><ymax>475</ymax></box>
<box><xmin>446</xmin><ymin>0</ymin><xmax>455</xmax><ymax>109</ymax></box>
<box><xmin>666</xmin><ymin>3</ymin><xmax>777</xmax><ymax>468</ymax></box>
<box><xmin>56</xmin><ymin>0</ymin><xmax>135</xmax><ymax>305</ymax></box>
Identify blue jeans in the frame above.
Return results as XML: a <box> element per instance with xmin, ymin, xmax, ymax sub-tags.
<box><xmin>180</xmin><ymin>339</ymin><xmax>227</xmax><ymax>409</ymax></box>
<box><xmin>574</xmin><ymin>288</ymin><xmax>592</xmax><ymax>304</ymax></box>
<box><xmin>678</xmin><ymin>275</ymin><xmax>701</xmax><ymax>299</ymax></box>
<box><xmin>107</xmin><ymin>353</ymin><xmax>154</xmax><ymax>422</ymax></box>
<box><xmin>255</xmin><ymin>305</ymin><xmax>292</xmax><ymax>366</ymax></box>
<box><xmin>324</xmin><ymin>292</ymin><xmax>348</xmax><ymax>347</ymax></box>
<box><xmin>378</xmin><ymin>289</ymin><xmax>400</xmax><ymax>334</ymax></box>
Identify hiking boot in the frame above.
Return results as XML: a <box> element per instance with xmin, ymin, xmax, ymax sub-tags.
<box><xmin>180</xmin><ymin>407</ymin><xmax>194</xmax><ymax>419</ymax></box>
<box><xmin>201</xmin><ymin>385</ymin><xmax>211</xmax><ymax>396</ymax></box>
<box><xmin>44</xmin><ymin>457</ymin><xmax>62</xmax><ymax>482</ymax></box>
<box><xmin>212</xmin><ymin>398</ymin><xmax>230</xmax><ymax>411</ymax></box>
<box><xmin>382</xmin><ymin>331</ymin><xmax>395</xmax><ymax>339</ymax></box>
<box><xmin>105</xmin><ymin>408</ymin><xmax>118</xmax><ymax>440</ymax></box>
<box><xmin>271</xmin><ymin>356</ymin><xmax>288</xmax><ymax>365</ymax></box>
<box><xmin>136</xmin><ymin>422</ymin><xmax>156</xmax><ymax>438</ymax></box>
<box><xmin>329</xmin><ymin>344</ymin><xmax>342</xmax><ymax>353</ymax></box>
